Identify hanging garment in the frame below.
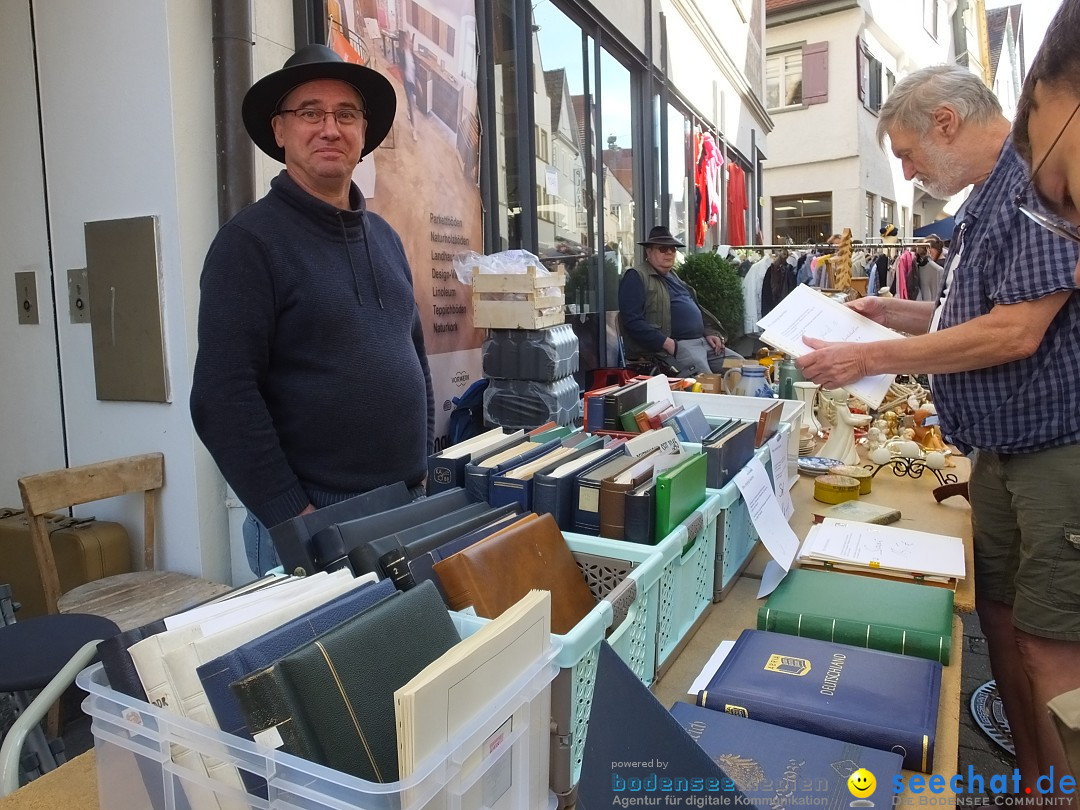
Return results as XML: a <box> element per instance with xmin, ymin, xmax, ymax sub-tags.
<box><xmin>743</xmin><ymin>254</ymin><xmax>772</xmax><ymax>334</ymax></box>
<box><xmin>727</xmin><ymin>163</ymin><xmax>748</xmax><ymax>246</ymax></box>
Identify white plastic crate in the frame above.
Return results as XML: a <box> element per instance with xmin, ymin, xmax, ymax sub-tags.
<box><xmin>77</xmin><ymin>613</ymin><xmax>558</xmax><ymax>810</ymax></box>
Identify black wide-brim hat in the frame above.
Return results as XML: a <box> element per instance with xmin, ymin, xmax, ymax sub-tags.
<box><xmin>638</xmin><ymin>225</ymin><xmax>685</xmax><ymax>248</ymax></box>
<box><xmin>242</xmin><ymin>44</ymin><xmax>396</xmax><ymax>162</ymax></box>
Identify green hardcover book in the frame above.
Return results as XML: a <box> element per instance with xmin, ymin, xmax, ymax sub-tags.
<box><xmin>758</xmin><ymin>568</ymin><xmax>954</xmax><ymax>664</ymax></box>
<box><xmin>619</xmin><ymin>402</ymin><xmax>652</xmax><ymax>434</ymax></box>
<box><xmin>654</xmin><ymin>451</ymin><xmax>707</xmax><ymax>541</ymax></box>
<box><xmin>530</xmin><ymin>424</ymin><xmax>573</xmax><ymax>442</ymax></box>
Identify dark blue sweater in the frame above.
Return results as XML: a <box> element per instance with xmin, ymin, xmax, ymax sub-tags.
<box><xmin>191</xmin><ymin>171</ymin><xmax>434</xmax><ymax>528</ymax></box>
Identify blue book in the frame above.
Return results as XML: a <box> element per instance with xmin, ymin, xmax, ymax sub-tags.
<box><xmin>672</xmin><ymin>405</ymin><xmax>711</xmax><ymax>443</ymax></box>
<box><xmin>697</xmin><ymin>629</ymin><xmax>941</xmax><ymax>773</ymax></box>
<box><xmin>196</xmin><ymin>578</ymin><xmax>397</xmax><ymax>795</ymax></box>
<box><xmin>670</xmin><ymin>702</ymin><xmax>904</xmax><ymax>805</ymax></box>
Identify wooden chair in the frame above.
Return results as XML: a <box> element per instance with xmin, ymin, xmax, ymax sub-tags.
<box><xmin>18</xmin><ymin>452</ymin><xmax>232</xmax><ymax>632</ymax></box>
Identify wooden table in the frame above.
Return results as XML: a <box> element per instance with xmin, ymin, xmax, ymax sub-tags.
<box><xmin>653</xmin><ymin>451</ymin><xmax>973</xmax><ymax>804</ymax></box>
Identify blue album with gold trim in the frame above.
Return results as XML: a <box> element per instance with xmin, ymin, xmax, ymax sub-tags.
<box><xmin>696</xmin><ymin>629</ymin><xmax>941</xmax><ymax>773</ymax></box>
<box><xmin>671</xmin><ymin>702</ymin><xmax>903</xmax><ymax>809</ymax></box>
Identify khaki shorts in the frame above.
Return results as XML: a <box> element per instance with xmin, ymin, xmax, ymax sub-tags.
<box><xmin>970</xmin><ymin>444</ymin><xmax>1080</xmax><ymax>640</ymax></box>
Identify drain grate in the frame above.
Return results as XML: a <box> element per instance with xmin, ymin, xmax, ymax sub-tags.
<box><xmin>970</xmin><ymin>679</ymin><xmax>1015</xmax><ymax>756</ymax></box>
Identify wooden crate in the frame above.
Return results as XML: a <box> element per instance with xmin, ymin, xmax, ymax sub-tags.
<box><xmin>472</xmin><ymin>266</ymin><xmax>566</xmax><ymax>330</ymax></box>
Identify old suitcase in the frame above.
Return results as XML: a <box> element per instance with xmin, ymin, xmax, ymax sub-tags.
<box><xmin>0</xmin><ymin>507</ymin><xmax>132</xmax><ymax>618</ymax></box>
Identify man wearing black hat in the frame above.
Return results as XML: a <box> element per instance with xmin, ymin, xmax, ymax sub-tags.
<box><xmin>618</xmin><ymin>225</ymin><xmax>733</xmax><ymax>376</ymax></box>
<box><xmin>190</xmin><ymin>45</ymin><xmax>433</xmax><ymax>576</ymax></box>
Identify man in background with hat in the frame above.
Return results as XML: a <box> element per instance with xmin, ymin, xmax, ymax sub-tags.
<box><xmin>190</xmin><ymin>44</ymin><xmax>433</xmax><ymax>576</ymax></box>
<box><xmin>618</xmin><ymin>225</ymin><xmax>736</xmax><ymax>376</ymax></box>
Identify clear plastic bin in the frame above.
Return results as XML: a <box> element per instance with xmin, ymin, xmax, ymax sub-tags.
<box><xmin>77</xmin><ymin>613</ymin><xmax>559</xmax><ymax>810</ymax></box>
<box><xmin>455</xmin><ymin>535</ymin><xmax>666</xmax><ymax>808</ymax></box>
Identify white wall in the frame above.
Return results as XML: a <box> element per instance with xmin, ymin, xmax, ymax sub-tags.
<box><xmin>763</xmin><ymin>9</ymin><xmax>862</xmax><ymax>169</ymax></box>
<box><xmin>0</xmin><ymin>0</ymin><xmax>296</xmax><ymax>583</ymax></box>
<box><xmin>660</xmin><ymin>0</ymin><xmax>770</xmax><ymax>161</ymax></box>
<box><xmin>0</xmin><ymin>2</ymin><xmax>66</xmax><ymax>505</ymax></box>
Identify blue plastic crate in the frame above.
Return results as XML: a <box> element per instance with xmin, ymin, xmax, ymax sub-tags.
<box><xmin>653</xmin><ymin>493</ymin><xmax>721</xmax><ymax>678</ymax></box>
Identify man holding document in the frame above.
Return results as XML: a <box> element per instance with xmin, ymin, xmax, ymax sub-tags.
<box><xmin>796</xmin><ymin>65</ymin><xmax>1080</xmax><ymax>794</ymax></box>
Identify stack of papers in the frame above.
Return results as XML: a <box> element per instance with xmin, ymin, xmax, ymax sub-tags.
<box><xmin>756</xmin><ymin>285</ymin><xmax>904</xmax><ymax>409</ymax></box>
<box><xmin>797</xmin><ymin>518</ymin><xmax>966</xmax><ymax>583</ymax></box>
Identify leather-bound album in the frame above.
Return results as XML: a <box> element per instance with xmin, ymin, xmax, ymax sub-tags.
<box><xmin>758</xmin><ymin>567</ymin><xmax>954</xmax><ymax>664</ymax></box>
<box><xmin>670</xmin><ymin>702</ymin><xmax>903</xmax><ymax>806</ymax></box>
<box><xmin>532</xmin><ymin>443</ymin><xmax>624</xmax><ymax>530</ymax></box>
<box><xmin>697</xmin><ymin>629</ymin><xmax>941</xmax><ymax>773</ymax></box>
<box><xmin>623</xmin><ymin>478</ymin><xmax>657</xmax><ymax>545</ymax></box>
<box><xmin>310</xmin><ymin>488</ymin><xmax>470</xmax><ymax>572</ymax></box>
<box><xmin>704</xmin><ymin>421</ymin><xmax>756</xmax><ymax>489</ymax></box>
<box><xmin>270</xmin><ymin>482</ymin><xmax>412</xmax><ymax>575</ymax></box>
<box><xmin>573</xmin><ymin>451</ymin><xmax>645</xmax><ymax>535</ymax></box>
<box><xmin>407</xmin><ymin>512</ymin><xmax>531</xmax><ymax>600</ymax></box>
<box><xmin>348</xmin><ymin>501</ymin><xmax>522</xmax><ymax>585</ymax></box>
<box><xmin>754</xmin><ymin>400</ymin><xmax>784</xmax><ymax>448</ymax></box>
<box><xmin>230</xmin><ymin>580</ymin><xmax>460</xmax><ymax>783</ymax></box>
<box><xmin>426</xmin><ymin>428</ymin><xmax>522</xmax><ymax>495</ymax></box>
<box><xmin>432</xmin><ymin>512</ymin><xmax>596</xmax><ymax>635</ymax></box>
<box><xmin>598</xmin><ymin>452</ymin><xmax>657</xmax><ymax>540</ymax></box>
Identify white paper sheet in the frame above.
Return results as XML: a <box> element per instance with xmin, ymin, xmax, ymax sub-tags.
<box><xmin>757</xmin><ymin>560</ymin><xmax>790</xmax><ymax>598</ymax></box>
<box><xmin>755</xmin><ymin>285</ymin><xmax>903</xmax><ymax>409</ymax></box>
<box><xmin>688</xmin><ymin>640</ymin><xmax>736</xmax><ymax>697</ymax></box>
<box><xmin>765</xmin><ymin>431</ymin><xmax>794</xmax><ymax>520</ymax></box>
<box><xmin>733</xmin><ymin>457</ymin><xmax>800</xmax><ymax>571</ymax></box>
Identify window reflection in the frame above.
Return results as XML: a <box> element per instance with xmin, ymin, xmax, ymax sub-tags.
<box><xmin>492</xmin><ymin>0</ymin><xmax>523</xmax><ymax>250</ymax></box>
<box><xmin>666</xmin><ymin>105</ymin><xmax>690</xmax><ymax>247</ymax></box>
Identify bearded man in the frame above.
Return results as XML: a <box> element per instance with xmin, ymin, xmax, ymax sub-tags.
<box><xmin>796</xmin><ymin>64</ymin><xmax>1080</xmax><ymax>797</ymax></box>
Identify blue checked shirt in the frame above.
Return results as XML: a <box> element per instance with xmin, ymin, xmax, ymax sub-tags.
<box><xmin>931</xmin><ymin>140</ymin><xmax>1080</xmax><ymax>455</ymax></box>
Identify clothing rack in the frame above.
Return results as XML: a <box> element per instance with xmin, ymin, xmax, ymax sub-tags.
<box><xmin>724</xmin><ymin>239</ymin><xmax>941</xmax><ymax>251</ymax></box>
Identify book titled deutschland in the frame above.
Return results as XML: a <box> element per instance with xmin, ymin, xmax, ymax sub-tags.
<box><xmin>758</xmin><ymin>568</ymin><xmax>954</xmax><ymax>664</ymax></box>
<box><xmin>696</xmin><ymin>629</ymin><xmax>941</xmax><ymax>773</ymax></box>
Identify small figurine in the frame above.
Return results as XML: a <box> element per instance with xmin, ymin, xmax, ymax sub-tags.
<box><xmin>817</xmin><ymin>389</ymin><xmax>872</xmax><ymax>465</ymax></box>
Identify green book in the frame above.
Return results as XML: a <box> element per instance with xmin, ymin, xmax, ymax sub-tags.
<box><xmin>530</xmin><ymin>425</ymin><xmax>573</xmax><ymax>442</ymax></box>
<box><xmin>654</xmin><ymin>451</ymin><xmax>707</xmax><ymax>541</ymax></box>
<box><xmin>230</xmin><ymin>581</ymin><xmax>460</xmax><ymax>781</ymax></box>
<box><xmin>758</xmin><ymin>568</ymin><xmax>954</xmax><ymax>664</ymax></box>
<box><xmin>619</xmin><ymin>402</ymin><xmax>652</xmax><ymax>433</ymax></box>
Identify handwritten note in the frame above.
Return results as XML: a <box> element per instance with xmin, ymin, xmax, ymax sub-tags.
<box><xmin>800</xmin><ymin>518</ymin><xmax>966</xmax><ymax>580</ymax></box>
<box><xmin>755</xmin><ymin>285</ymin><xmax>903</xmax><ymax>408</ymax></box>
<box><xmin>733</xmin><ymin>458</ymin><xmax>800</xmax><ymax>572</ymax></box>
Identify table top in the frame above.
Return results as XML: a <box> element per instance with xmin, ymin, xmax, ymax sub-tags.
<box><xmin>651</xmin><ymin>450</ymin><xmax>973</xmax><ymax>804</ymax></box>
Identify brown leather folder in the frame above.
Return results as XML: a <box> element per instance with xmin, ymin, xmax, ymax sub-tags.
<box><xmin>598</xmin><ymin>452</ymin><xmax>658</xmax><ymax>540</ymax></box>
<box><xmin>432</xmin><ymin>512</ymin><xmax>596</xmax><ymax>634</ymax></box>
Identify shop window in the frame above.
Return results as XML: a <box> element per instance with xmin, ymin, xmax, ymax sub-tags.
<box><xmin>491</xmin><ymin>0</ymin><xmax>524</xmax><ymax>251</ymax></box>
<box><xmin>772</xmin><ymin>193</ymin><xmax>832</xmax><ymax>244</ymax></box>
<box><xmin>665</xmin><ymin>105</ymin><xmax>690</xmax><ymax>248</ymax></box>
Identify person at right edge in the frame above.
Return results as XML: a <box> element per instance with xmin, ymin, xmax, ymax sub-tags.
<box><xmin>795</xmin><ymin>64</ymin><xmax>1080</xmax><ymax>796</ymax></box>
<box><xmin>190</xmin><ymin>45</ymin><xmax>434</xmax><ymax>577</ymax></box>
<box><xmin>1012</xmin><ymin>0</ymin><xmax>1080</xmax><ymax>780</ymax></box>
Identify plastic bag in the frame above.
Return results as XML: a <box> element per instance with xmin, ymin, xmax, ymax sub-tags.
<box><xmin>452</xmin><ymin>249</ymin><xmax>549</xmax><ymax>286</ymax></box>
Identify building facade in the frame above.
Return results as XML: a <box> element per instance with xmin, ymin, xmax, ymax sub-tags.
<box><xmin>762</xmin><ymin>0</ymin><xmax>990</xmax><ymax>244</ymax></box>
<box><xmin>0</xmin><ymin>0</ymin><xmax>770</xmax><ymax>583</ymax></box>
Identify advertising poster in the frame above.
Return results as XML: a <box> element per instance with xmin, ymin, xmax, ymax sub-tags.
<box><xmin>328</xmin><ymin>0</ymin><xmax>484</xmax><ymax>448</ymax></box>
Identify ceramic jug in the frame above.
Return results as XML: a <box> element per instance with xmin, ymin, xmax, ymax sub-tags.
<box><xmin>723</xmin><ymin>364</ymin><xmax>774</xmax><ymax>398</ymax></box>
